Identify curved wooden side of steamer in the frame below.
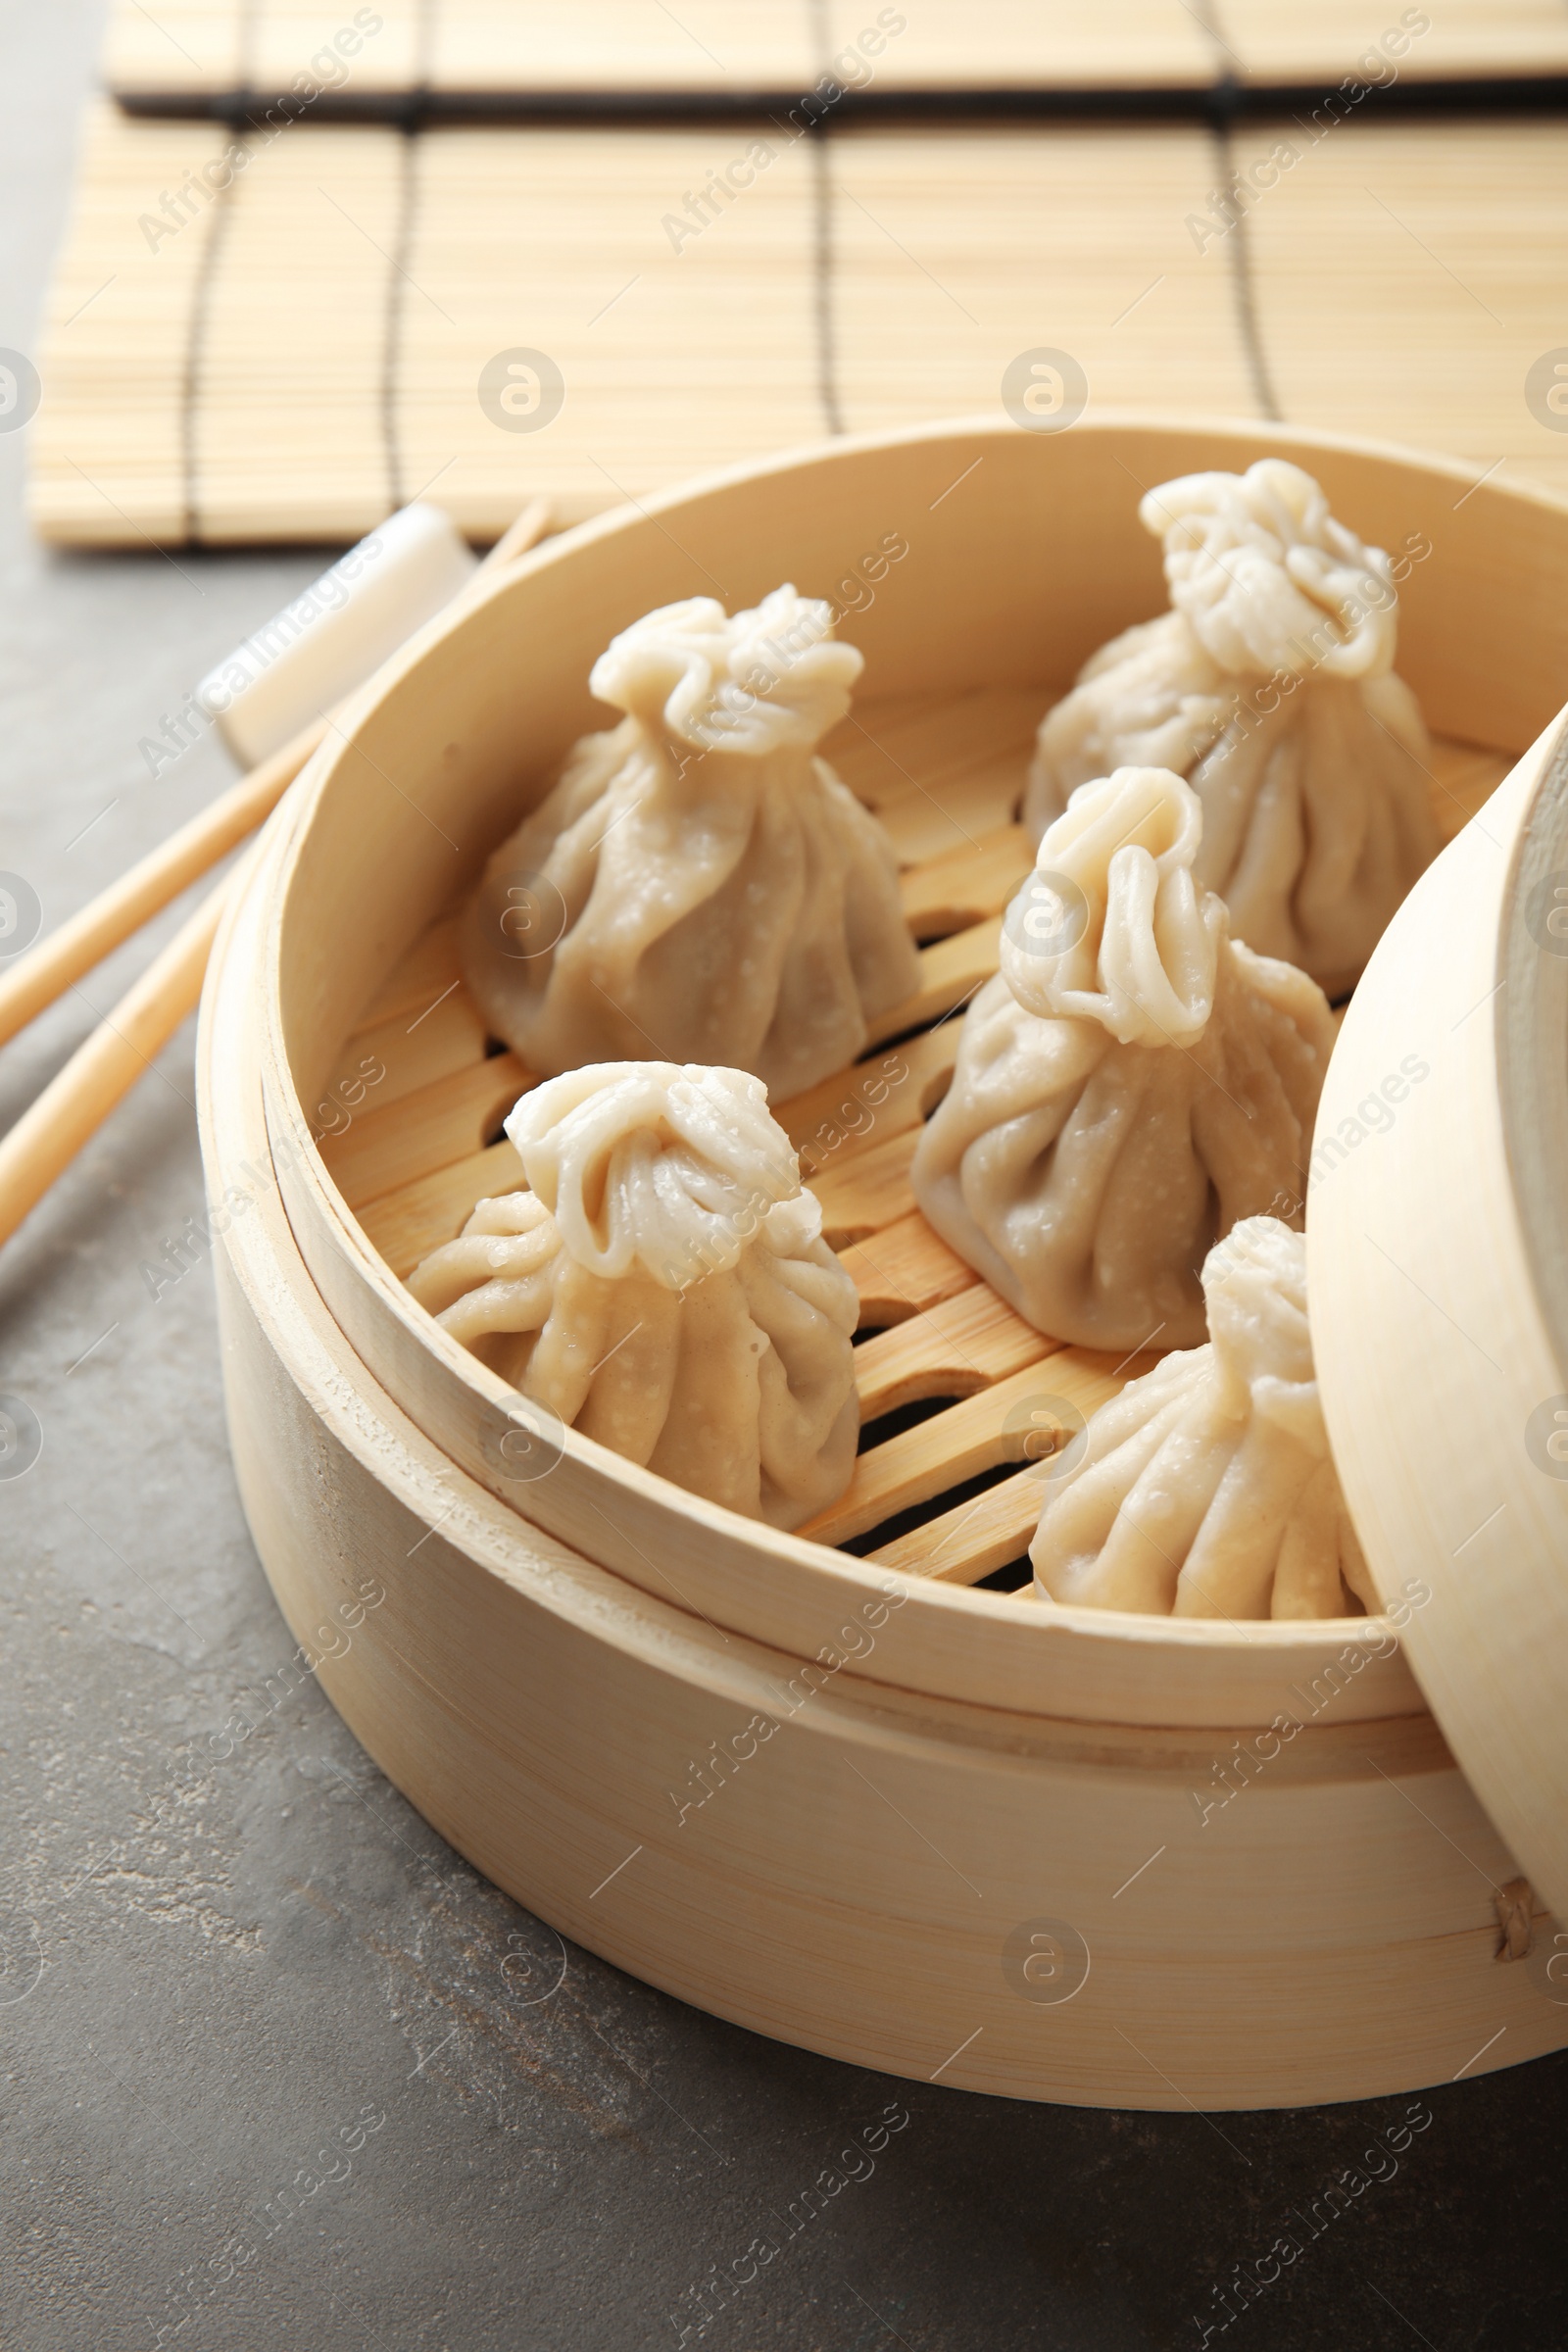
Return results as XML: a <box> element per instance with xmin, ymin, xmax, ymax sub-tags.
<box><xmin>203</xmin><ymin>822</ymin><xmax>1568</xmax><ymax>2113</ymax></box>
<box><xmin>250</xmin><ymin>413</ymin><xmax>1568</xmax><ymax>1730</ymax></box>
<box><xmin>1313</xmin><ymin>711</ymin><xmax>1568</xmax><ymax>1927</ymax></box>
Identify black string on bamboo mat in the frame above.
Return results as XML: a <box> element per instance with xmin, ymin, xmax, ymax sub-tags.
<box><xmin>1189</xmin><ymin>0</ymin><xmax>1282</xmax><ymax>418</ymax></box>
<box><xmin>1185</xmin><ymin>0</ymin><xmax>1244</xmax><ymax>95</ymax></box>
<box><xmin>119</xmin><ymin>81</ymin><xmax>1568</xmax><ymax>125</ymax></box>
<box><xmin>178</xmin><ymin>131</ymin><xmax>249</xmax><ymax>544</ymax></box>
<box><xmin>797</xmin><ymin>0</ymin><xmax>848</xmax><ymax>439</ymax></box>
<box><xmin>1209</xmin><ymin>122</ymin><xmax>1285</xmax><ymax>426</ymax></box>
<box><xmin>381</xmin><ymin>2</ymin><xmax>440</xmax><ymax>509</ymax></box>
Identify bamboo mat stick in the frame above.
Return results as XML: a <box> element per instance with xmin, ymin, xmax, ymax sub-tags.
<box><xmin>0</xmin><ymin>879</ymin><xmax>229</xmax><ymax>1250</ymax></box>
<box><xmin>98</xmin><ymin>0</ymin><xmax>1568</xmax><ymax>101</ymax></box>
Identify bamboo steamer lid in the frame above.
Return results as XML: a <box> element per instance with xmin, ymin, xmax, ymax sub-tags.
<box><xmin>1311</xmin><ymin>710</ymin><xmax>1568</xmax><ymax>1923</ymax></box>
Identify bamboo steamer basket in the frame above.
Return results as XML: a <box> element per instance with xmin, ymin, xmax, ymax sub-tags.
<box><xmin>199</xmin><ymin>416</ymin><xmax>1568</xmax><ymax>2109</ymax></box>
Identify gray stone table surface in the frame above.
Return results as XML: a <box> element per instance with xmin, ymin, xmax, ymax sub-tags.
<box><xmin>2</xmin><ymin>9</ymin><xmax>1565</xmax><ymax>2347</ymax></box>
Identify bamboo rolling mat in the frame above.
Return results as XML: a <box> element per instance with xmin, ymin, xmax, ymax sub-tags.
<box><xmin>101</xmin><ymin>0</ymin><xmax>1568</xmax><ymax>108</ymax></box>
<box><xmin>32</xmin><ymin>99</ymin><xmax>1568</xmax><ymax>544</ymax></box>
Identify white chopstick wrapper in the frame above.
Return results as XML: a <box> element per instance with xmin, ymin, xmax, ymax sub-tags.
<box><xmin>196</xmin><ymin>503</ymin><xmax>479</xmax><ymax>767</ymax></box>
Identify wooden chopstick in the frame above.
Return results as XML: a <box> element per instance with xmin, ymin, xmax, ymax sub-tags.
<box><xmin>0</xmin><ymin>499</ymin><xmax>553</xmax><ymax>1253</ymax></box>
<box><xmin>0</xmin><ymin>714</ymin><xmax>327</xmax><ymax>1052</ymax></box>
<box><xmin>0</xmin><ymin>879</ymin><xmax>231</xmax><ymax>1250</ymax></box>
<box><xmin>480</xmin><ymin>498</ymin><xmax>555</xmax><ymax>570</ymax></box>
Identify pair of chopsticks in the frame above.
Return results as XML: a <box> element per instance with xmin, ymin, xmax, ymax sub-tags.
<box><xmin>0</xmin><ymin>500</ymin><xmax>552</xmax><ymax>1253</ymax></box>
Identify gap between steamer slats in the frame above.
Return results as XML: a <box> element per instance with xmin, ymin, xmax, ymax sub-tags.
<box><xmin>315</xmin><ymin>698</ymin><xmax>1512</xmax><ymax>1591</ymax></box>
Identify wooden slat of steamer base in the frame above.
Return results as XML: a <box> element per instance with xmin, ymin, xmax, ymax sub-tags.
<box><xmin>800</xmin><ymin>1351</ymin><xmax>1160</xmax><ymax>1549</ymax></box>
<box><xmin>866</xmin><ymin>916</ymin><xmax>1002</xmax><ymax>1045</ymax></box>
<box><xmin>853</xmin><ymin>1281</ymin><xmax>1052</xmax><ymax>1419</ymax></box>
<box><xmin>782</xmin><ymin>1028</ymin><xmax>958</xmax><ymax>1173</ymax></box>
<box><xmin>810</xmin><ymin>1127</ymin><xmax>920</xmax><ymax>1250</ymax></box>
<box><xmin>875</xmin><ymin>749</ymin><xmax>1040</xmax><ymax>865</ymax></box>
<box><xmin>328</xmin><ymin>989</ymin><xmax>488</xmax><ymax>1112</ymax></box>
<box><xmin>837</xmin><ymin>1210</ymin><xmax>974</xmax><ymax>1325</ymax></box>
<box><xmin>318</xmin><ymin>1051</ymin><xmax>528</xmax><ymax>1201</ymax></box>
<box><xmin>358</xmin><ymin>1136</ymin><xmax>525</xmax><ymax>1279</ymax></box>
<box><xmin>899</xmin><ymin>824</ymin><xmax>1034</xmax><ymax>936</ymax></box>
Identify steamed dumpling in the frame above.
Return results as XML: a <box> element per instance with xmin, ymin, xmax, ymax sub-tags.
<box><xmin>910</xmin><ymin>766</ymin><xmax>1333</xmax><ymax>1351</ymax></box>
<box><xmin>1025</xmin><ymin>460</ymin><xmax>1439</xmax><ymax>998</ymax></box>
<box><xmin>461</xmin><ymin>586</ymin><xmax>920</xmax><ymax>1097</ymax></box>
<box><xmin>406</xmin><ymin>1062</ymin><xmax>860</xmax><ymax>1528</ymax></box>
<box><xmin>1030</xmin><ymin>1217</ymin><xmax>1378</xmax><ymax>1620</ymax></box>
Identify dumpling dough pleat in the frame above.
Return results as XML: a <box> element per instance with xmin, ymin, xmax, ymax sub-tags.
<box><xmin>1030</xmin><ymin>1218</ymin><xmax>1371</xmax><ymax>1621</ymax></box>
<box><xmin>1026</xmin><ymin>461</ymin><xmax>1439</xmax><ymax>997</ymax></box>
<box><xmin>912</xmin><ymin>766</ymin><xmax>1333</xmax><ymax>1350</ymax></box>
<box><xmin>406</xmin><ymin>1063</ymin><xmax>861</xmax><ymax>1529</ymax></box>
<box><xmin>460</xmin><ymin>587</ymin><xmax>919</xmax><ymax>1098</ymax></box>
